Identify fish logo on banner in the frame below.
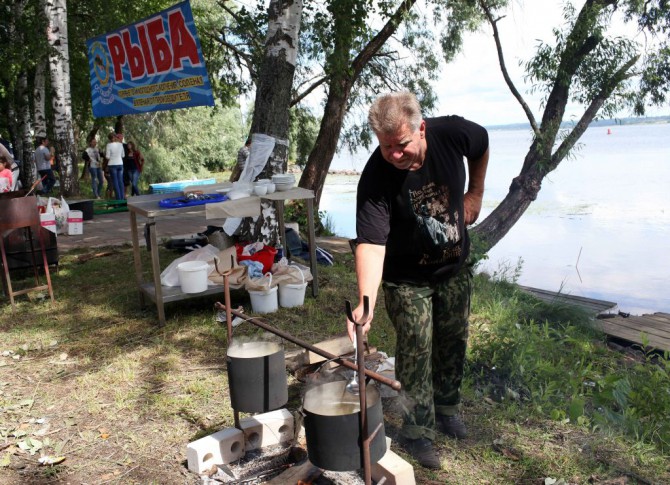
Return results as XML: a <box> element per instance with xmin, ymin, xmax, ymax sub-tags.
<box><xmin>86</xmin><ymin>0</ymin><xmax>215</xmax><ymax>117</ymax></box>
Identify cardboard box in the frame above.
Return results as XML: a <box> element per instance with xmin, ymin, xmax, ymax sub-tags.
<box><xmin>67</xmin><ymin>210</ymin><xmax>83</xmax><ymax>235</ymax></box>
<box><xmin>40</xmin><ymin>213</ymin><xmax>57</xmax><ymax>235</ymax></box>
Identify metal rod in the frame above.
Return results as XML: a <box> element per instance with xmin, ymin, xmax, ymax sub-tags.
<box><xmin>347</xmin><ymin>297</ymin><xmax>372</xmax><ymax>485</ymax></box>
<box><xmin>214</xmin><ymin>302</ymin><xmax>401</xmax><ymax>392</ymax></box>
<box><xmin>215</xmin><ymin>255</ymin><xmax>242</xmax><ymax>431</ymax></box>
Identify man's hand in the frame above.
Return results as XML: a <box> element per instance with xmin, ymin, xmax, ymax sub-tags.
<box><xmin>347</xmin><ymin>303</ymin><xmax>373</xmax><ymax>342</ymax></box>
<box><xmin>463</xmin><ymin>191</ymin><xmax>483</xmax><ymax>225</ymax></box>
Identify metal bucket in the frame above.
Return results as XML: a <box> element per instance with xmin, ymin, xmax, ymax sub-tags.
<box><xmin>227</xmin><ymin>340</ymin><xmax>288</xmax><ymax>413</ymax></box>
<box><xmin>303</xmin><ymin>380</ymin><xmax>386</xmax><ymax>471</ymax></box>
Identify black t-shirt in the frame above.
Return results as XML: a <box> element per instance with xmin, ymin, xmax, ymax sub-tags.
<box><xmin>356</xmin><ymin>116</ymin><xmax>489</xmax><ymax>284</ymax></box>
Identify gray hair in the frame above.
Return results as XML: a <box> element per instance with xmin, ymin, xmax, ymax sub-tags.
<box><xmin>368</xmin><ymin>91</ymin><xmax>422</xmax><ymax>135</ymax></box>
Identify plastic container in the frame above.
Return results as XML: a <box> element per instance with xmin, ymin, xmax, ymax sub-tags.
<box><xmin>279</xmin><ymin>268</ymin><xmax>307</xmax><ymax>308</ymax></box>
<box><xmin>249</xmin><ymin>273</ymin><xmax>278</xmax><ymax>313</ymax></box>
<box><xmin>177</xmin><ymin>260</ymin><xmax>209</xmax><ymax>293</ymax></box>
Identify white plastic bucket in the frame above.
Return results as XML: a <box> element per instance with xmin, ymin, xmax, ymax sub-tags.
<box><xmin>177</xmin><ymin>260</ymin><xmax>209</xmax><ymax>293</ymax></box>
<box><xmin>249</xmin><ymin>273</ymin><xmax>278</xmax><ymax>313</ymax></box>
<box><xmin>279</xmin><ymin>267</ymin><xmax>307</xmax><ymax>308</ymax></box>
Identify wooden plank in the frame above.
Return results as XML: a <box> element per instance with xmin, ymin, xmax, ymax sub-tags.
<box><xmin>265</xmin><ymin>460</ymin><xmax>322</xmax><ymax>484</ymax></box>
<box><xmin>645</xmin><ymin>313</ymin><xmax>670</xmax><ymax>324</ymax></box>
<box><xmin>601</xmin><ymin>315</ymin><xmax>670</xmax><ymax>335</ymax></box>
<box><xmin>592</xmin><ymin>319</ymin><xmax>670</xmax><ymax>352</ymax></box>
<box><xmin>518</xmin><ymin>286</ymin><xmax>616</xmax><ymax>314</ymax></box>
<box><xmin>307</xmin><ymin>335</ymin><xmax>354</xmax><ymax>364</ymax></box>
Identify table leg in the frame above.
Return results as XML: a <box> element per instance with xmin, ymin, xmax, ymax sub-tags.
<box><xmin>147</xmin><ymin>221</ymin><xmax>166</xmax><ymax>326</ymax></box>
<box><xmin>306</xmin><ymin>198</ymin><xmax>318</xmax><ymax>297</ymax></box>
<box><xmin>275</xmin><ymin>200</ymin><xmax>287</xmax><ymax>256</ymax></box>
<box><xmin>129</xmin><ymin>211</ymin><xmax>145</xmax><ymax>307</ymax></box>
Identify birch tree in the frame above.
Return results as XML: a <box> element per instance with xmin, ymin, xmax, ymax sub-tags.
<box><xmin>45</xmin><ymin>0</ymin><xmax>78</xmax><ymax>196</ymax></box>
<box><xmin>239</xmin><ymin>0</ymin><xmax>303</xmax><ymax>243</ymax></box>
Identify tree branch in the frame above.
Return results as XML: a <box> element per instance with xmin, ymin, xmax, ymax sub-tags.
<box><xmin>351</xmin><ymin>0</ymin><xmax>417</xmax><ymax>75</ymax></box>
<box><xmin>217</xmin><ymin>0</ymin><xmax>263</xmax><ymax>48</ymax></box>
<box><xmin>291</xmin><ymin>76</ymin><xmax>328</xmax><ymax>107</ymax></box>
<box><xmin>550</xmin><ymin>54</ymin><xmax>639</xmax><ymax>168</ymax></box>
<box><xmin>213</xmin><ymin>32</ymin><xmax>257</xmax><ymax>79</ymax></box>
<box><xmin>479</xmin><ymin>0</ymin><xmax>539</xmax><ymax>135</ymax></box>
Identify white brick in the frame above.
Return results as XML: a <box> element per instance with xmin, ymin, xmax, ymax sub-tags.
<box><xmin>186</xmin><ymin>428</ymin><xmax>245</xmax><ymax>474</ymax></box>
<box><xmin>371</xmin><ymin>448</ymin><xmax>415</xmax><ymax>485</ymax></box>
<box><xmin>239</xmin><ymin>409</ymin><xmax>294</xmax><ymax>451</ymax></box>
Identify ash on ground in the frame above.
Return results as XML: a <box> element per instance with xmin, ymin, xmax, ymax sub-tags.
<box><xmin>200</xmin><ymin>444</ymin><xmax>366</xmax><ymax>484</ymax></box>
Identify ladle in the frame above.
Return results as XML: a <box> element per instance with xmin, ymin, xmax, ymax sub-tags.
<box><xmin>345</xmin><ymin>333</ymin><xmax>359</xmax><ymax>395</ymax></box>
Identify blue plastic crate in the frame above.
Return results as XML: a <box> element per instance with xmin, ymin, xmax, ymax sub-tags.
<box><xmin>149</xmin><ymin>178</ymin><xmax>217</xmax><ymax>194</ymax></box>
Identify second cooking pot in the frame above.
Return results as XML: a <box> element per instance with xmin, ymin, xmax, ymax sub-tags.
<box><xmin>227</xmin><ymin>339</ymin><xmax>288</xmax><ymax>413</ymax></box>
<box><xmin>303</xmin><ymin>380</ymin><xmax>386</xmax><ymax>471</ymax></box>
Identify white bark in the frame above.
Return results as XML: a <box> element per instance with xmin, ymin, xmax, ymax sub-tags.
<box><xmin>266</xmin><ymin>0</ymin><xmax>301</xmax><ymax>66</ymax></box>
<box><xmin>45</xmin><ymin>0</ymin><xmax>77</xmax><ymax>195</ymax></box>
<box><xmin>33</xmin><ymin>61</ymin><xmax>47</xmax><ymax>138</ymax></box>
<box><xmin>240</xmin><ymin>0</ymin><xmax>303</xmax><ymax>244</ymax></box>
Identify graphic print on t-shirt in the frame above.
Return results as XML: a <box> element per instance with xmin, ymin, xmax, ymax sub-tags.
<box><xmin>409</xmin><ymin>182</ymin><xmax>462</xmax><ymax>265</ymax></box>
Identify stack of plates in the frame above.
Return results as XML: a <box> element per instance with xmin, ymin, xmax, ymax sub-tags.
<box><xmin>272</xmin><ymin>174</ymin><xmax>296</xmax><ymax>191</ymax></box>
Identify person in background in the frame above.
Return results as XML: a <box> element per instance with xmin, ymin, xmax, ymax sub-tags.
<box><xmin>0</xmin><ymin>147</ymin><xmax>13</xmax><ymax>192</ymax></box>
<box><xmin>105</xmin><ymin>132</ymin><xmax>125</xmax><ymax>200</ymax></box>
<box><xmin>348</xmin><ymin>91</ymin><xmax>490</xmax><ymax>469</ymax></box>
<box><xmin>229</xmin><ymin>137</ymin><xmax>251</xmax><ymax>182</ymax></box>
<box><xmin>124</xmin><ymin>141</ymin><xmax>144</xmax><ymax>196</ymax></box>
<box><xmin>34</xmin><ymin>136</ymin><xmax>56</xmax><ymax>195</ymax></box>
<box><xmin>86</xmin><ymin>138</ymin><xmax>104</xmax><ymax>199</ymax></box>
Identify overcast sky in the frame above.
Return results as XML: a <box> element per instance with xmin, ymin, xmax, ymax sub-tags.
<box><xmin>436</xmin><ymin>1</ymin><xmax>661</xmax><ymax>127</ymax></box>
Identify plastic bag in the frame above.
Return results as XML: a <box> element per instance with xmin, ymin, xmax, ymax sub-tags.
<box><xmin>207</xmin><ymin>246</ymin><xmax>248</xmax><ymax>288</ymax></box>
<box><xmin>39</xmin><ymin>196</ymin><xmax>70</xmax><ymax>234</ymax></box>
<box><xmin>270</xmin><ymin>262</ymin><xmax>312</xmax><ymax>287</ymax></box>
<box><xmin>245</xmin><ymin>272</ymin><xmax>274</xmax><ymax>292</ymax></box>
<box><xmin>160</xmin><ymin>245</ymin><xmax>220</xmax><ymax>287</ymax></box>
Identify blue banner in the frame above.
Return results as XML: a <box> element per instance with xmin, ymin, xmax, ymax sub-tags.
<box><xmin>86</xmin><ymin>1</ymin><xmax>215</xmax><ymax>118</ymax></box>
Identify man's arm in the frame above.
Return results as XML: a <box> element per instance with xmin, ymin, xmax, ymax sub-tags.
<box><xmin>463</xmin><ymin>147</ymin><xmax>490</xmax><ymax>225</ymax></box>
<box><xmin>347</xmin><ymin>242</ymin><xmax>386</xmax><ymax>340</ymax></box>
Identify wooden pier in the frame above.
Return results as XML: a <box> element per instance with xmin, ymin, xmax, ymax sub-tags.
<box><xmin>519</xmin><ymin>285</ymin><xmax>670</xmax><ymax>352</ymax></box>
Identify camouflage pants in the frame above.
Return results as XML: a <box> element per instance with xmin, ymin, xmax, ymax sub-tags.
<box><xmin>383</xmin><ymin>265</ymin><xmax>472</xmax><ymax>441</ymax></box>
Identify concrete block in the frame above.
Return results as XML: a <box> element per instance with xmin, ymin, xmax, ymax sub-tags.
<box><xmin>186</xmin><ymin>427</ymin><xmax>245</xmax><ymax>474</ymax></box>
<box><xmin>239</xmin><ymin>408</ymin><xmax>294</xmax><ymax>451</ymax></box>
<box><xmin>371</xmin><ymin>448</ymin><xmax>415</xmax><ymax>485</ymax></box>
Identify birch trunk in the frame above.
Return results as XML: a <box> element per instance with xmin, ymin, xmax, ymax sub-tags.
<box><xmin>240</xmin><ymin>0</ymin><xmax>302</xmax><ymax>244</ymax></box>
<box><xmin>33</xmin><ymin>61</ymin><xmax>48</xmax><ymax>138</ymax></box>
<box><xmin>45</xmin><ymin>0</ymin><xmax>78</xmax><ymax>196</ymax></box>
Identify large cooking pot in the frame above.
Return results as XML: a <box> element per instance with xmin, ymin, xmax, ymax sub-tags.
<box><xmin>303</xmin><ymin>380</ymin><xmax>386</xmax><ymax>471</ymax></box>
<box><xmin>227</xmin><ymin>339</ymin><xmax>288</xmax><ymax>413</ymax></box>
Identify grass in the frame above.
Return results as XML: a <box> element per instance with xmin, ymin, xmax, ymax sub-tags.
<box><xmin>0</xmin><ymin>244</ymin><xmax>669</xmax><ymax>484</ymax></box>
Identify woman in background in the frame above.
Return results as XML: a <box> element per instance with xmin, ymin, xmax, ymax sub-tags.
<box><xmin>125</xmin><ymin>141</ymin><xmax>144</xmax><ymax>196</ymax></box>
<box><xmin>86</xmin><ymin>139</ymin><xmax>104</xmax><ymax>199</ymax></box>
<box><xmin>105</xmin><ymin>132</ymin><xmax>125</xmax><ymax>200</ymax></box>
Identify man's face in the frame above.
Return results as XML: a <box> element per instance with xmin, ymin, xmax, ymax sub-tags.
<box><xmin>376</xmin><ymin>120</ymin><xmax>426</xmax><ymax>171</ymax></box>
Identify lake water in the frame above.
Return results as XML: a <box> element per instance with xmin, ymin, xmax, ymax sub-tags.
<box><xmin>321</xmin><ymin>123</ymin><xmax>670</xmax><ymax>315</ymax></box>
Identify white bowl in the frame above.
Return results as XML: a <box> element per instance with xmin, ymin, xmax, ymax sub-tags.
<box><xmin>275</xmin><ymin>183</ymin><xmax>294</xmax><ymax>191</ymax></box>
<box><xmin>266</xmin><ymin>183</ymin><xmax>276</xmax><ymax>194</ymax></box>
<box><xmin>253</xmin><ymin>185</ymin><xmax>268</xmax><ymax>196</ymax></box>
<box><xmin>272</xmin><ymin>174</ymin><xmax>295</xmax><ymax>183</ymax></box>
